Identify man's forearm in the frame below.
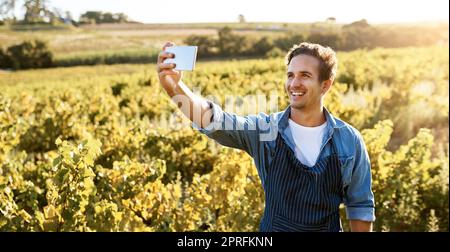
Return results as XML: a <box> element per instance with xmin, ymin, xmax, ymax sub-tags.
<box><xmin>349</xmin><ymin>220</ymin><xmax>373</xmax><ymax>232</ymax></box>
<box><xmin>165</xmin><ymin>80</ymin><xmax>213</xmax><ymax>128</ymax></box>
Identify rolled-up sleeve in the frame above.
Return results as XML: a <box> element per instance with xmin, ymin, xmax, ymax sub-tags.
<box><xmin>192</xmin><ymin>100</ymin><xmax>224</xmax><ymax>134</ymax></box>
<box><xmin>192</xmin><ymin>101</ymin><xmax>262</xmax><ymax>156</ymax></box>
<box><xmin>344</xmin><ymin>131</ymin><xmax>376</xmax><ymax>222</ymax></box>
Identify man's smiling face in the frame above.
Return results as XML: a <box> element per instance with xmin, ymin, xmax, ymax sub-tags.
<box><xmin>285</xmin><ymin>54</ymin><xmax>324</xmax><ymax>111</ymax></box>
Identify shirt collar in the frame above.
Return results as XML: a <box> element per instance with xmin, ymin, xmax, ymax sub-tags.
<box><xmin>278</xmin><ymin>105</ymin><xmax>339</xmax><ymax>133</ymax></box>
<box><xmin>278</xmin><ymin>105</ymin><xmax>339</xmax><ymax>154</ymax></box>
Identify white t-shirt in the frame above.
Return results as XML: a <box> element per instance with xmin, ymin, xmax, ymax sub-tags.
<box><xmin>288</xmin><ymin>119</ymin><xmax>327</xmax><ymax>167</ymax></box>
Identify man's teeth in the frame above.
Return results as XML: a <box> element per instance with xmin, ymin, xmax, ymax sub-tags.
<box><xmin>291</xmin><ymin>92</ymin><xmax>305</xmax><ymax>96</ymax></box>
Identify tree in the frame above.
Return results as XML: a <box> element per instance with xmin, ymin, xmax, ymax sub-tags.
<box><xmin>1</xmin><ymin>40</ymin><xmax>53</xmax><ymax>69</ymax></box>
<box><xmin>342</xmin><ymin>19</ymin><xmax>376</xmax><ymax>50</ymax></box>
<box><xmin>79</xmin><ymin>11</ymin><xmax>101</xmax><ymax>24</ymax></box>
<box><xmin>79</xmin><ymin>11</ymin><xmax>129</xmax><ymax>24</ymax></box>
<box><xmin>115</xmin><ymin>13</ymin><xmax>128</xmax><ymax>23</ymax></box>
<box><xmin>0</xmin><ymin>0</ymin><xmax>16</xmax><ymax>20</ymax></box>
<box><xmin>49</xmin><ymin>7</ymin><xmax>64</xmax><ymax>24</ymax></box>
<box><xmin>0</xmin><ymin>47</ymin><xmax>11</xmax><ymax>67</ymax></box>
<box><xmin>184</xmin><ymin>35</ymin><xmax>217</xmax><ymax>56</ymax></box>
<box><xmin>102</xmin><ymin>12</ymin><xmax>114</xmax><ymax>23</ymax></box>
<box><xmin>274</xmin><ymin>32</ymin><xmax>305</xmax><ymax>51</ymax></box>
<box><xmin>343</xmin><ymin>19</ymin><xmax>370</xmax><ymax>29</ymax></box>
<box><xmin>64</xmin><ymin>11</ymin><xmax>73</xmax><ymax>24</ymax></box>
<box><xmin>217</xmin><ymin>27</ymin><xmax>247</xmax><ymax>56</ymax></box>
<box><xmin>238</xmin><ymin>14</ymin><xmax>246</xmax><ymax>23</ymax></box>
<box><xmin>326</xmin><ymin>17</ymin><xmax>336</xmax><ymax>23</ymax></box>
<box><xmin>23</xmin><ymin>0</ymin><xmax>51</xmax><ymax>24</ymax></box>
<box><xmin>307</xmin><ymin>32</ymin><xmax>342</xmax><ymax>50</ymax></box>
<box><xmin>248</xmin><ymin>36</ymin><xmax>274</xmax><ymax>56</ymax></box>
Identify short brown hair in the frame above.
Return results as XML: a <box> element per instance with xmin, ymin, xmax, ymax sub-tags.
<box><xmin>285</xmin><ymin>42</ymin><xmax>338</xmax><ymax>82</ymax></box>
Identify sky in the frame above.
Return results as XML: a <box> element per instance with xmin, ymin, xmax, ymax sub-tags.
<box><xmin>14</xmin><ymin>0</ymin><xmax>450</xmax><ymax>24</ymax></box>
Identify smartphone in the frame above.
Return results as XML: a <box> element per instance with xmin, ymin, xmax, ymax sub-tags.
<box><xmin>164</xmin><ymin>46</ymin><xmax>198</xmax><ymax>71</ymax></box>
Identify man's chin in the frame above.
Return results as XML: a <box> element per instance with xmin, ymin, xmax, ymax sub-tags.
<box><xmin>290</xmin><ymin>103</ymin><xmax>305</xmax><ymax>110</ymax></box>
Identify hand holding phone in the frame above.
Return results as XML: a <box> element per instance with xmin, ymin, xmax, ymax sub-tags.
<box><xmin>164</xmin><ymin>46</ymin><xmax>198</xmax><ymax>71</ymax></box>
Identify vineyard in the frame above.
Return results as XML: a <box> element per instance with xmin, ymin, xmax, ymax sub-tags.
<box><xmin>0</xmin><ymin>45</ymin><xmax>448</xmax><ymax>231</ymax></box>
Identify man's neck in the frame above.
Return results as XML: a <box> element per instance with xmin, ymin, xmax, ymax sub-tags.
<box><xmin>290</xmin><ymin>106</ymin><xmax>326</xmax><ymax>127</ymax></box>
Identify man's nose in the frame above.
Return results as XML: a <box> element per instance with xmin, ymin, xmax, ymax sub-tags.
<box><xmin>290</xmin><ymin>76</ymin><xmax>303</xmax><ymax>88</ymax></box>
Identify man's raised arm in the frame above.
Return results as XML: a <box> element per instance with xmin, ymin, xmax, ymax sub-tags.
<box><xmin>156</xmin><ymin>42</ymin><xmax>274</xmax><ymax>157</ymax></box>
<box><xmin>156</xmin><ymin>42</ymin><xmax>213</xmax><ymax>128</ymax></box>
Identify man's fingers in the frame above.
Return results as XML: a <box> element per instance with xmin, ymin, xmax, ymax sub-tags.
<box><xmin>162</xmin><ymin>41</ymin><xmax>175</xmax><ymax>51</ymax></box>
<box><xmin>157</xmin><ymin>63</ymin><xmax>176</xmax><ymax>72</ymax></box>
<box><xmin>159</xmin><ymin>69</ymin><xmax>179</xmax><ymax>75</ymax></box>
<box><xmin>156</xmin><ymin>42</ymin><xmax>176</xmax><ymax>64</ymax></box>
<box><xmin>160</xmin><ymin>52</ymin><xmax>175</xmax><ymax>58</ymax></box>
<box><xmin>157</xmin><ymin>52</ymin><xmax>175</xmax><ymax>64</ymax></box>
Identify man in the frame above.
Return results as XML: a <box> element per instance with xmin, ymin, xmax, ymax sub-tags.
<box><xmin>157</xmin><ymin>41</ymin><xmax>375</xmax><ymax>232</ymax></box>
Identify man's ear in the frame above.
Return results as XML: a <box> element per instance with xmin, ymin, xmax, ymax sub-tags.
<box><xmin>321</xmin><ymin>79</ymin><xmax>333</xmax><ymax>95</ymax></box>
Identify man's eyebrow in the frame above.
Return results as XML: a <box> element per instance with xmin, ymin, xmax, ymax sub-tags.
<box><xmin>286</xmin><ymin>70</ymin><xmax>313</xmax><ymax>75</ymax></box>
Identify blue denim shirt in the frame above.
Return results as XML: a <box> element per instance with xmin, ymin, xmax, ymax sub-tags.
<box><xmin>193</xmin><ymin>102</ymin><xmax>375</xmax><ymax>222</ymax></box>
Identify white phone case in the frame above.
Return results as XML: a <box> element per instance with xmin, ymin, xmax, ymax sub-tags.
<box><xmin>164</xmin><ymin>46</ymin><xmax>198</xmax><ymax>71</ymax></box>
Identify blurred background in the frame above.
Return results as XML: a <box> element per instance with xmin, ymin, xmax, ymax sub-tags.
<box><xmin>0</xmin><ymin>0</ymin><xmax>448</xmax><ymax>232</ymax></box>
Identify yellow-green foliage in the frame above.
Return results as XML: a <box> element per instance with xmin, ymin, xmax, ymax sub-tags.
<box><xmin>0</xmin><ymin>46</ymin><xmax>448</xmax><ymax>231</ymax></box>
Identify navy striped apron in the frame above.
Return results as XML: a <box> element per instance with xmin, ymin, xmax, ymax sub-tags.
<box><xmin>260</xmin><ymin>133</ymin><xmax>344</xmax><ymax>232</ymax></box>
